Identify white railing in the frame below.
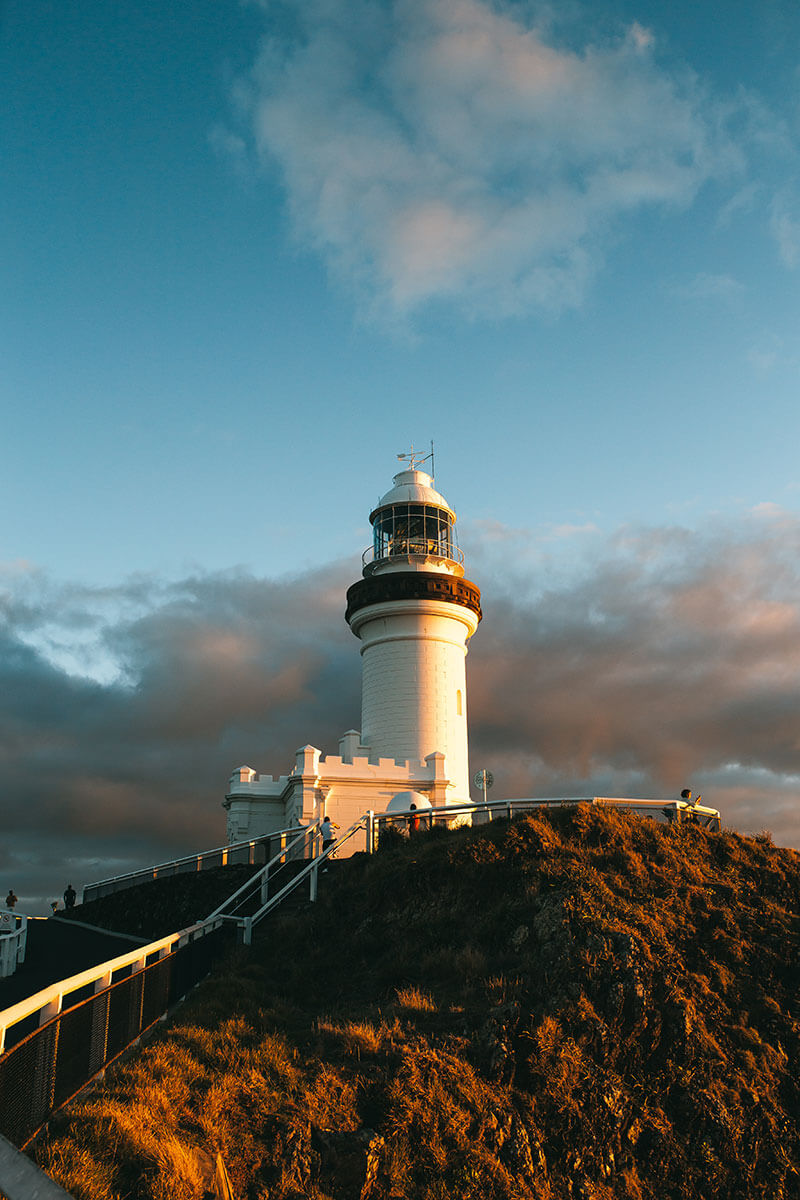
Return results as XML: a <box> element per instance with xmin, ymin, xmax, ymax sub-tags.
<box><xmin>0</xmin><ymin>913</ymin><xmax>27</xmax><ymax>980</ymax></box>
<box><xmin>500</xmin><ymin>796</ymin><xmax>721</xmax><ymax>827</ymax></box>
<box><xmin>242</xmin><ymin>816</ymin><xmax>367</xmax><ymax>941</ymax></box>
<box><xmin>82</xmin><ymin>826</ymin><xmax>306</xmax><ymax>903</ymax></box>
<box><xmin>369</xmin><ymin>794</ymin><xmax>722</xmax><ymax>841</ymax></box>
<box><xmin>0</xmin><ymin>917</ymin><xmax>224</xmax><ymax>1056</ymax></box>
<box><xmin>207</xmin><ymin>822</ymin><xmax>323</xmax><ymax>943</ymax></box>
<box><xmin>206</xmin><ymin>815</ymin><xmax>373</xmax><ymax>943</ymax></box>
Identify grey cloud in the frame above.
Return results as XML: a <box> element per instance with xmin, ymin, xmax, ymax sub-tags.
<box><xmin>0</xmin><ymin>566</ymin><xmax>361</xmax><ymax>910</ymax></box>
<box><xmin>3</xmin><ymin>517</ymin><xmax>800</xmax><ymax>910</ymax></box>
<box><xmin>466</xmin><ymin>513</ymin><xmax>800</xmax><ymax>842</ymax></box>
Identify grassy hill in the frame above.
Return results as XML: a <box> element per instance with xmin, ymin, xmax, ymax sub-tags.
<box><xmin>33</xmin><ymin>807</ymin><xmax>800</xmax><ymax>1199</ymax></box>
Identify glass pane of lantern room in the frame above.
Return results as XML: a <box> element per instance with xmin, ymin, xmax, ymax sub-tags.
<box><xmin>374</xmin><ymin>510</ymin><xmax>393</xmax><ymax>559</ymax></box>
<box><xmin>439</xmin><ymin>512</ymin><xmax>454</xmax><ymax>557</ymax></box>
<box><xmin>391</xmin><ymin>505</ymin><xmax>410</xmax><ymax>554</ymax></box>
<box><xmin>424</xmin><ymin>510</ymin><xmax>441</xmax><ymax>554</ymax></box>
<box><xmin>408</xmin><ymin>506</ymin><xmax>425</xmax><ymax>553</ymax></box>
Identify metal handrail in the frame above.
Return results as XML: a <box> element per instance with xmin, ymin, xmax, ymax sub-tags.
<box><xmin>371</xmin><ymin>794</ymin><xmax>721</xmax><ymax>833</ymax></box>
<box><xmin>205</xmin><ymin>822</ymin><xmax>319</xmax><ymax>922</ymax></box>
<box><xmin>237</xmin><ymin>815</ymin><xmax>368</xmax><ymax>942</ymax></box>
<box><xmin>0</xmin><ymin>917</ymin><xmax>225</xmax><ymax>1055</ymax></box>
<box><xmin>82</xmin><ymin>825</ymin><xmax>304</xmax><ymax>902</ymax></box>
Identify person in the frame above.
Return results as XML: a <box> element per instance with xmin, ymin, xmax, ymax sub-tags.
<box><xmin>64</xmin><ymin>883</ymin><xmax>77</xmax><ymax>909</ymax></box>
<box><xmin>320</xmin><ymin>815</ymin><xmax>338</xmax><ymax>873</ymax></box>
<box><xmin>5</xmin><ymin>889</ymin><xmax>17</xmax><ymax>910</ymax></box>
<box><xmin>320</xmin><ymin>816</ymin><xmax>338</xmax><ymax>852</ymax></box>
<box><xmin>51</xmin><ymin>901</ymin><xmax>59</xmax><ymax>914</ymax></box>
<box><xmin>409</xmin><ymin>803</ymin><xmax>420</xmax><ymax>833</ymax></box>
<box><xmin>680</xmin><ymin>788</ymin><xmax>703</xmax><ymax>822</ymax></box>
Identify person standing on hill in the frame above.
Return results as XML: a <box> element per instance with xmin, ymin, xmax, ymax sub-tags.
<box><xmin>64</xmin><ymin>883</ymin><xmax>77</xmax><ymax>909</ymax></box>
<box><xmin>680</xmin><ymin>788</ymin><xmax>703</xmax><ymax>823</ymax></box>
<box><xmin>4</xmin><ymin>889</ymin><xmax>17</xmax><ymax>910</ymax></box>
<box><xmin>321</xmin><ymin>816</ymin><xmax>338</xmax><ymax>853</ymax></box>
<box><xmin>320</xmin><ymin>815</ymin><xmax>339</xmax><ymax>873</ymax></box>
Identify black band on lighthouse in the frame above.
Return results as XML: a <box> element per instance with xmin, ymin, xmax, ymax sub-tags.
<box><xmin>345</xmin><ymin>571</ymin><xmax>482</xmax><ymax>625</ymax></box>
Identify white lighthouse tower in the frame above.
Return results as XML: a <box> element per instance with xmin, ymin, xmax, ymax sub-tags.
<box><xmin>345</xmin><ymin>454</ymin><xmax>482</xmax><ymax>806</ymax></box>
<box><xmin>224</xmin><ymin>454</ymin><xmax>481</xmax><ymax>844</ymax></box>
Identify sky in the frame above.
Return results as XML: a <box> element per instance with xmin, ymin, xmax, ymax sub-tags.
<box><xmin>2</xmin><ymin>0</ymin><xmax>800</xmax><ymax>912</ymax></box>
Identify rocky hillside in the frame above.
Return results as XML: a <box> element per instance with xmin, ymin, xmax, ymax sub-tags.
<box><xmin>35</xmin><ymin>807</ymin><xmax>800</xmax><ymax>1199</ymax></box>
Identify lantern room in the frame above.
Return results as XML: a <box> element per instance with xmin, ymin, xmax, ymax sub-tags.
<box><xmin>364</xmin><ymin>468</ymin><xmax>464</xmax><ymax>576</ymax></box>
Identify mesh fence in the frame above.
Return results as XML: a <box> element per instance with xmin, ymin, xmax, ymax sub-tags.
<box><xmin>0</xmin><ymin>923</ymin><xmax>233</xmax><ymax>1148</ymax></box>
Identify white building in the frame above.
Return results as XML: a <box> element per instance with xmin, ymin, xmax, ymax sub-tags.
<box><xmin>224</xmin><ymin>460</ymin><xmax>482</xmax><ymax>848</ymax></box>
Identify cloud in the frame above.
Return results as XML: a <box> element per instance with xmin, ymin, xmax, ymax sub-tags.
<box><xmin>4</xmin><ymin>512</ymin><xmax>800</xmax><ymax>909</ymax></box>
<box><xmin>208</xmin><ymin>122</ymin><xmax>250</xmax><ymax>175</ymax></box>
<box><xmin>770</xmin><ymin>192</ymin><xmax>800</xmax><ymax>268</ymax></box>
<box><xmin>0</xmin><ymin>565</ymin><xmax>361</xmax><ymax>909</ymax></box>
<box><xmin>673</xmin><ymin>272</ymin><xmax>745</xmax><ymax>303</ymax></box>
<box><xmin>747</xmin><ymin>332</ymin><xmax>784</xmax><ymax>373</ymax></box>
<box><xmin>235</xmin><ymin>0</ymin><xmax>740</xmax><ymax>318</ymax></box>
<box><xmin>466</xmin><ymin>510</ymin><xmax>800</xmax><ymax>843</ymax></box>
<box><xmin>4</xmin><ymin>508</ymin><xmax>800</xmax><ymax>916</ymax></box>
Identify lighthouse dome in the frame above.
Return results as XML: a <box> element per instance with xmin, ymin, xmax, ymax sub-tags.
<box><xmin>369</xmin><ymin>469</ymin><xmax>454</xmax><ymax>522</ymax></box>
<box><xmin>386</xmin><ymin>790</ymin><xmax>432</xmax><ymax>812</ymax></box>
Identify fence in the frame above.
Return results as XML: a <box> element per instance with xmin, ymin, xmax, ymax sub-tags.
<box><xmin>0</xmin><ymin>824</ymin><xmax>321</xmax><ymax>1153</ymax></box>
<box><xmin>209</xmin><ymin>817</ymin><xmax>370</xmax><ymax>943</ymax></box>
<box><xmin>0</xmin><ymin>918</ymin><xmax>233</xmax><ymax>1149</ymax></box>
<box><xmin>0</xmin><ymin>915</ymin><xmax>27</xmax><ymax>980</ymax></box>
<box><xmin>368</xmin><ymin>794</ymin><xmax>722</xmax><ymax>845</ymax></box>
<box><xmin>82</xmin><ymin>826</ymin><xmax>305</xmax><ymax>903</ymax></box>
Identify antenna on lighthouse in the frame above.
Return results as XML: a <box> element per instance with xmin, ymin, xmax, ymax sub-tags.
<box><xmin>396</xmin><ymin>442</ymin><xmax>435</xmax><ymax>474</ymax></box>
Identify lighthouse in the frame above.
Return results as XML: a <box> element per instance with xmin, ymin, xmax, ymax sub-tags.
<box><xmin>224</xmin><ymin>454</ymin><xmax>482</xmax><ymax>844</ymax></box>
<box><xmin>345</xmin><ymin>457</ymin><xmax>482</xmax><ymax>805</ymax></box>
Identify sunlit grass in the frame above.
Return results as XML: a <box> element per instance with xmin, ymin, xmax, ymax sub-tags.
<box><xmin>33</xmin><ymin>806</ymin><xmax>800</xmax><ymax>1199</ymax></box>
<box><xmin>394</xmin><ymin>986</ymin><xmax>437</xmax><ymax>1012</ymax></box>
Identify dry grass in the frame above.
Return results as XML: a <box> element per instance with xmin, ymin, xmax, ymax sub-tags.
<box><xmin>33</xmin><ymin>806</ymin><xmax>800</xmax><ymax>1199</ymax></box>
<box><xmin>394</xmin><ymin>986</ymin><xmax>437</xmax><ymax>1012</ymax></box>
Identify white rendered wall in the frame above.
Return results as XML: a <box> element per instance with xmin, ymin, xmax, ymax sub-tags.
<box><xmin>225</xmin><ymin>744</ymin><xmax>457</xmax><ymax>853</ymax></box>
<box><xmin>351</xmin><ymin>598</ymin><xmax>478</xmax><ymax>804</ymax></box>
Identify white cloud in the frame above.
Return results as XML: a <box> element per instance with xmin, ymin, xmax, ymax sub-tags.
<box><xmin>208</xmin><ymin>123</ymin><xmax>250</xmax><ymax>174</ymax></box>
<box><xmin>674</xmin><ymin>272</ymin><xmax>745</xmax><ymax>302</ymax></box>
<box><xmin>747</xmin><ymin>332</ymin><xmax>783</xmax><ymax>372</ymax></box>
<box><xmin>240</xmin><ymin>0</ymin><xmax>738</xmax><ymax>318</ymax></box>
<box><xmin>716</xmin><ymin>181</ymin><xmax>760</xmax><ymax>228</ymax></box>
<box><xmin>770</xmin><ymin>192</ymin><xmax>800</xmax><ymax>268</ymax></box>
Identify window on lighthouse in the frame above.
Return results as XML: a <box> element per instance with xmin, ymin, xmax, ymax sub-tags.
<box><xmin>373</xmin><ymin>504</ymin><xmax>456</xmax><ymax>561</ymax></box>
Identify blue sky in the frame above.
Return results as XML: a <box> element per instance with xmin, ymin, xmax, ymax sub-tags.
<box><xmin>2</xmin><ymin>1</ymin><xmax>800</xmax><ymax>909</ymax></box>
